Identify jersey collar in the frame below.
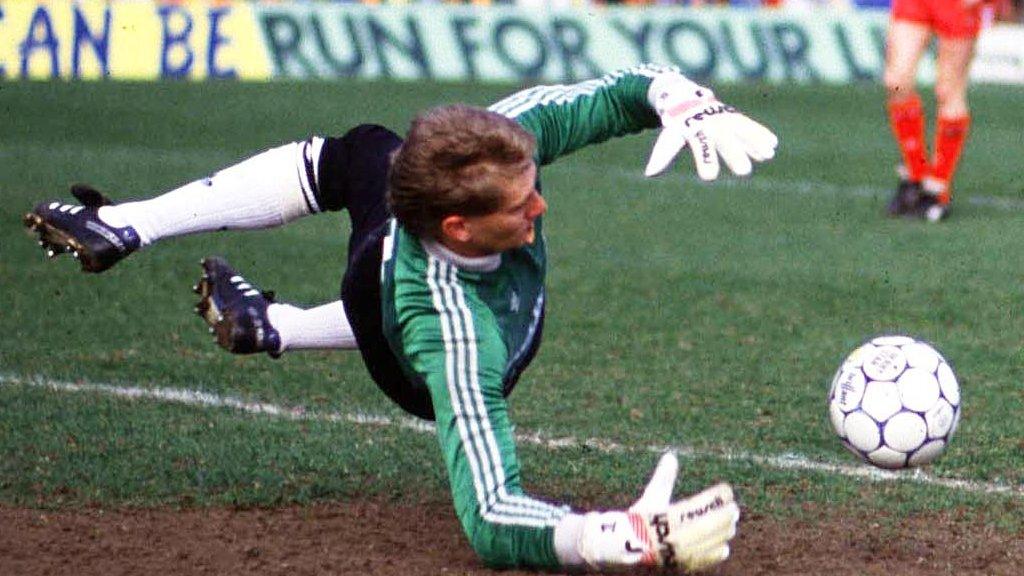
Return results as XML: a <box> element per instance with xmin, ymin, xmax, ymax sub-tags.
<box><xmin>420</xmin><ymin>239</ymin><xmax>501</xmax><ymax>273</ymax></box>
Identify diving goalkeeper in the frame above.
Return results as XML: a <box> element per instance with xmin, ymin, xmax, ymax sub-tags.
<box><xmin>25</xmin><ymin>64</ymin><xmax>777</xmax><ymax>571</ymax></box>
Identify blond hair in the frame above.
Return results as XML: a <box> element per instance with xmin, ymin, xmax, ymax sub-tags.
<box><xmin>387</xmin><ymin>104</ymin><xmax>536</xmax><ymax>239</ymax></box>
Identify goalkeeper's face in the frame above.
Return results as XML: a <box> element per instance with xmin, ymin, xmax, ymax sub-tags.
<box><xmin>454</xmin><ymin>162</ymin><xmax>546</xmax><ymax>256</ymax></box>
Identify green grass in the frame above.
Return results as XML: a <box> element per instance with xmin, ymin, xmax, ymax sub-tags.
<box><xmin>1</xmin><ymin>79</ymin><xmax>1022</xmax><ymax>528</ymax></box>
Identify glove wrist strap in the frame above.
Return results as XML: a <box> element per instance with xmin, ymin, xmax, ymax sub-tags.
<box><xmin>646</xmin><ymin>71</ymin><xmax>703</xmax><ymax>110</ymax></box>
<box><xmin>553</xmin><ymin>513</ymin><xmax>587</xmax><ymax>567</ymax></box>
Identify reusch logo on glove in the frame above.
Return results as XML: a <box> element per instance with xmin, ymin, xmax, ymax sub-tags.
<box><xmin>683</xmin><ymin>104</ymin><xmax>738</xmax><ymax>128</ymax></box>
<box><xmin>681</xmin><ymin>494</ymin><xmax>729</xmax><ymax>522</ymax></box>
<box><xmin>695</xmin><ymin>131</ymin><xmax>712</xmax><ymax>164</ymax></box>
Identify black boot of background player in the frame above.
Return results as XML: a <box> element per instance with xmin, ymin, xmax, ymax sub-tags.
<box><xmin>886</xmin><ymin>178</ymin><xmax>923</xmax><ymax>217</ymax></box>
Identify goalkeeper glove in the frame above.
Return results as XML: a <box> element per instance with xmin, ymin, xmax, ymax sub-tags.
<box><xmin>645</xmin><ymin>72</ymin><xmax>778</xmax><ymax>181</ymax></box>
<box><xmin>563</xmin><ymin>452</ymin><xmax>740</xmax><ymax>572</ymax></box>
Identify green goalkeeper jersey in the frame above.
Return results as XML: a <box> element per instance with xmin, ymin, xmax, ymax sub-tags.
<box><xmin>379</xmin><ymin>65</ymin><xmax>669</xmax><ymax>569</ymax></box>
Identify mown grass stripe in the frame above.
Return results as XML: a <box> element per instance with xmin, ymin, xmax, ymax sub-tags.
<box><xmin>1</xmin><ymin>372</ymin><xmax>1020</xmax><ymax>499</ymax></box>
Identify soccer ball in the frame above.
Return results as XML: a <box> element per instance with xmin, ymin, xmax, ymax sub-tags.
<box><xmin>828</xmin><ymin>335</ymin><xmax>960</xmax><ymax>469</ymax></box>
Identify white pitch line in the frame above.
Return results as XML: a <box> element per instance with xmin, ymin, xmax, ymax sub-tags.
<box><xmin>2</xmin><ymin>373</ymin><xmax>1021</xmax><ymax>498</ymax></box>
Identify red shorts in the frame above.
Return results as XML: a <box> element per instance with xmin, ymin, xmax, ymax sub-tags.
<box><xmin>891</xmin><ymin>0</ymin><xmax>988</xmax><ymax>38</ymax></box>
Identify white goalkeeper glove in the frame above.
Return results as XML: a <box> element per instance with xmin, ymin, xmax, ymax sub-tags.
<box><xmin>645</xmin><ymin>72</ymin><xmax>778</xmax><ymax>181</ymax></box>
<box><xmin>572</xmin><ymin>453</ymin><xmax>740</xmax><ymax>572</ymax></box>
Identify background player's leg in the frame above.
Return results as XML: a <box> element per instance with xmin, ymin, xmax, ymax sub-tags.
<box><xmin>924</xmin><ymin>35</ymin><xmax>976</xmax><ymax>214</ymax></box>
<box><xmin>933</xmin><ymin>36</ymin><xmax>974</xmax><ymax>120</ymax></box>
<box><xmin>883</xmin><ymin>20</ymin><xmax>933</xmax><ymax>185</ymax></box>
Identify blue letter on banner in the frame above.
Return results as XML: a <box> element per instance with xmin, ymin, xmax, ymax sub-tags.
<box><xmin>73</xmin><ymin>5</ymin><xmax>111</xmax><ymax>78</ymax></box>
<box><xmin>20</xmin><ymin>6</ymin><xmax>60</xmax><ymax>78</ymax></box>
<box><xmin>159</xmin><ymin>5</ymin><xmax>194</xmax><ymax>78</ymax></box>
<box><xmin>208</xmin><ymin>7</ymin><xmax>237</xmax><ymax>79</ymax></box>
<box><xmin>0</xmin><ymin>7</ymin><xmax>5</xmax><ymax>78</ymax></box>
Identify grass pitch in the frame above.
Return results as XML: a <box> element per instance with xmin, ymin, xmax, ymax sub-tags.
<box><xmin>1</xmin><ymin>79</ymin><xmax>1022</xmax><ymax>527</ymax></box>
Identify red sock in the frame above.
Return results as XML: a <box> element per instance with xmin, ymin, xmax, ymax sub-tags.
<box><xmin>887</xmin><ymin>95</ymin><xmax>928</xmax><ymax>182</ymax></box>
<box><xmin>928</xmin><ymin>114</ymin><xmax>971</xmax><ymax>204</ymax></box>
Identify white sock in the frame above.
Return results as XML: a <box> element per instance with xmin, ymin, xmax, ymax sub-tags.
<box><xmin>96</xmin><ymin>139</ymin><xmax>325</xmax><ymax>245</ymax></box>
<box><xmin>266</xmin><ymin>300</ymin><xmax>357</xmax><ymax>352</ymax></box>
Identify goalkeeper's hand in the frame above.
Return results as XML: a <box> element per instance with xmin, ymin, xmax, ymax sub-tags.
<box><xmin>574</xmin><ymin>453</ymin><xmax>740</xmax><ymax>572</ymax></box>
<box><xmin>645</xmin><ymin>72</ymin><xmax>778</xmax><ymax>181</ymax></box>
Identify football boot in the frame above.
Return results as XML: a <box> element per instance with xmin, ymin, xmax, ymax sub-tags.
<box><xmin>918</xmin><ymin>178</ymin><xmax>952</xmax><ymax>223</ymax></box>
<box><xmin>193</xmin><ymin>256</ymin><xmax>282</xmax><ymax>358</ymax></box>
<box><xmin>24</xmin><ymin>184</ymin><xmax>141</xmax><ymax>273</ymax></box>
<box><xmin>886</xmin><ymin>178</ymin><xmax>924</xmax><ymax>217</ymax></box>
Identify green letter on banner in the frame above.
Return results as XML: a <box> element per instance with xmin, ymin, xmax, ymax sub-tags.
<box><xmin>261</xmin><ymin>12</ymin><xmax>316</xmax><ymax>77</ymax></box>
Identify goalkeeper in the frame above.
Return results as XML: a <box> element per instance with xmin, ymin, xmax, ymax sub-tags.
<box><xmin>25</xmin><ymin>65</ymin><xmax>776</xmax><ymax>571</ymax></box>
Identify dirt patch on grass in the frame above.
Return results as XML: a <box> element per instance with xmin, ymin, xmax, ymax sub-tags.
<box><xmin>1</xmin><ymin>501</ymin><xmax>1021</xmax><ymax>575</ymax></box>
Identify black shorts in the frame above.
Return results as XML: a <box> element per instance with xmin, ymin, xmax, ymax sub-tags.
<box><xmin>313</xmin><ymin>125</ymin><xmax>434</xmax><ymax>420</ymax></box>
<box><xmin>315</xmin><ymin>124</ymin><xmax>541</xmax><ymax>421</ymax></box>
